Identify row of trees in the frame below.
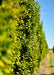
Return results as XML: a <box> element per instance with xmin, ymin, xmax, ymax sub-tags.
<box><xmin>0</xmin><ymin>0</ymin><xmax>49</xmax><ymax>75</ymax></box>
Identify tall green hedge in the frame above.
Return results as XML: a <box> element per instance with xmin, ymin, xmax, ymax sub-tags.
<box><xmin>0</xmin><ymin>0</ymin><xmax>49</xmax><ymax>75</ymax></box>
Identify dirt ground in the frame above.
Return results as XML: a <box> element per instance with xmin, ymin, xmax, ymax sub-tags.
<box><xmin>37</xmin><ymin>54</ymin><xmax>51</xmax><ymax>75</ymax></box>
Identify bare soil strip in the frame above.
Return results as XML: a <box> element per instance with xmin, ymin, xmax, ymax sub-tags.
<box><xmin>37</xmin><ymin>54</ymin><xmax>51</xmax><ymax>75</ymax></box>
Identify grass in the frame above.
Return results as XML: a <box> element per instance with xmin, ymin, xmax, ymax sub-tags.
<box><xmin>49</xmin><ymin>53</ymin><xmax>54</xmax><ymax>73</ymax></box>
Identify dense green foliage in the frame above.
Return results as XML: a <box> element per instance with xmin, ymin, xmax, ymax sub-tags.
<box><xmin>0</xmin><ymin>0</ymin><xmax>49</xmax><ymax>75</ymax></box>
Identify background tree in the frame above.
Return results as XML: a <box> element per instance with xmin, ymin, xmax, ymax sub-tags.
<box><xmin>53</xmin><ymin>46</ymin><xmax>54</xmax><ymax>53</ymax></box>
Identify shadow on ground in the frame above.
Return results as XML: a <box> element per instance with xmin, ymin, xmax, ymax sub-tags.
<box><xmin>41</xmin><ymin>73</ymin><xmax>54</xmax><ymax>75</ymax></box>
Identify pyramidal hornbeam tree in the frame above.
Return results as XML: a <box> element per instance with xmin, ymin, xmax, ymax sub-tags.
<box><xmin>0</xmin><ymin>0</ymin><xmax>49</xmax><ymax>75</ymax></box>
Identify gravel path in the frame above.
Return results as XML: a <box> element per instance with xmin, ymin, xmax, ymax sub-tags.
<box><xmin>37</xmin><ymin>54</ymin><xmax>51</xmax><ymax>75</ymax></box>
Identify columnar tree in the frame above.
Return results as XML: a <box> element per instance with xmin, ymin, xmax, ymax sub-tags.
<box><xmin>0</xmin><ymin>0</ymin><xmax>48</xmax><ymax>75</ymax></box>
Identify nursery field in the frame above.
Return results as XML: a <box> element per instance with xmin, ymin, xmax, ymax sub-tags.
<box><xmin>49</xmin><ymin>53</ymin><xmax>54</xmax><ymax>74</ymax></box>
<box><xmin>49</xmin><ymin>50</ymin><xmax>53</xmax><ymax>53</ymax></box>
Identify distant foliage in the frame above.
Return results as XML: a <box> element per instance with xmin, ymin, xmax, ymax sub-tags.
<box><xmin>53</xmin><ymin>46</ymin><xmax>54</xmax><ymax>53</ymax></box>
<box><xmin>0</xmin><ymin>0</ymin><xmax>49</xmax><ymax>75</ymax></box>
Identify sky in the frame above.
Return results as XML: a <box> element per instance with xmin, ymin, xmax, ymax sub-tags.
<box><xmin>35</xmin><ymin>0</ymin><xmax>54</xmax><ymax>49</ymax></box>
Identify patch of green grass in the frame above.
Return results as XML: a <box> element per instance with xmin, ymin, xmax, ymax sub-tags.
<box><xmin>49</xmin><ymin>53</ymin><xmax>54</xmax><ymax>73</ymax></box>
